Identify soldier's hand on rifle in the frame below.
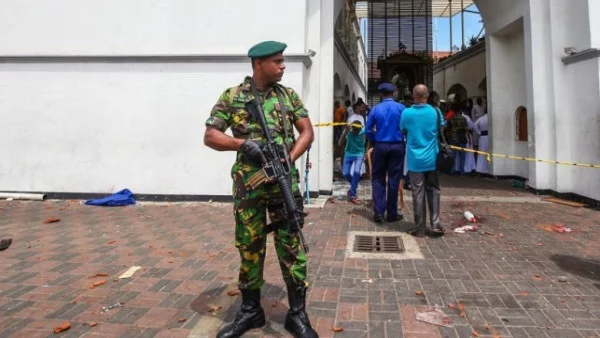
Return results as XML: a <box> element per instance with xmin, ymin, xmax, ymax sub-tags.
<box><xmin>240</xmin><ymin>140</ymin><xmax>265</xmax><ymax>164</ymax></box>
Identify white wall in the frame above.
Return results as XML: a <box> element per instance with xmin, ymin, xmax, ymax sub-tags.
<box><xmin>432</xmin><ymin>50</ymin><xmax>486</xmax><ymax>100</ymax></box>
<box><xmin>334</xmin><ymin>47</ymin><xmax>367</xmax><ymax>103</ymax></box>
<box><xmin>548</xmin><ymin>0</ymin><xmax>600</xmax><ymax>200</ymax></box>
<box><xmin>0</xmin><ymin>0</ymin><xmax>307</xmax><ymax>56</ymax></box>
<box><xmin>487</xmin><ymin>25</ymin><xmax>528</xmax><ymax>178</ymax></box>
<box><xmin>0</xmin><ymin>61</ymin><xmax>304</xmax><ymax>195</ymax></box>
<box><xmin>0</xmin><ymin>0</ymin><xmax>313</xmax><ymax>196</ymax></box>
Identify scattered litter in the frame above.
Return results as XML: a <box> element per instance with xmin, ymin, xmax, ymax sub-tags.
<box><xmin>0</xmin><ymin>238</ymin><xmax>12</xmax><ymax>251</ymax></box>
<box><xmin>454</xmin><ymin>225</ymin><xmax>478</xmax><ymax>233</ymax></box>
<box><xmin>415</xmin><ymin>290</ymin><xmax>424</xmax><ymax>296</ymax></box>
<box><xmin>516</xmin><ymin>291</ymin><xmax>529</xmax><ymax>297</ymax></box>
<box><xmin>553</xmin><ymin>224</ymin><xmax>572</xmax><ymax>233</ymax></box>
<box><xmin>101</xmin><ymin>302</ymin><xmax>122</xmax><ymax>313</ymax></box>
<box><xmin>89</xmin><ymin>280</ymin><xmax>107</xmax><ymax>289</ymax></box>
<box><xmin>53</xmin><ymin>321</ymin><xmax>70</xmax><ymax>333</ymax></box>
<box><xmin>208</xmin><ymin>305</ymin><xmax>222</xmax><ymax>313</ymax></box>
<box><xmin>483</xmin><ymin>231</ymin><xmax>495</xmax><ymax>236</ymax></box>
<box><xmin>85</xmin><ymin>189</ymin><xmax>136</xmax><ymax>207</ymax></box>
<box><xmin>177</xmin><ymin>318</ymin><xmax>187</xmax><ymax>323</ymax></box>
<box><xmin>472</xmin><ymin>330</ymin><xmax>480</xmax><ymax>337</ymax></box>
<box><xmin>88</xmin><ymin>273</ymin><xmax>109</xmax><ymax>279</ymax></box>
<box><xmin>332</xmin><ymin>327</ymin><xmax>344</xmax><ymax>332</ymax></box>
<box><xmin>537</xmin><ymin>243</ymin><xmax>544</xmax><ymax>247</ymax></box>
<box><xmin>226</xmin><ymin>290</ymin><xmax>240</xmax><ymax>296</ymax></box>
<box><xmin>463</xmin><ymin>211</ymin><xmax>476</xmax><ymax>223</ymax></box>
<box><xmin>86</xmin><ymin>322</ymin><xmax>97</xmax><ymax>327</ymax></box>
<box><xmin>207</xmin><ymin>253</ymin><xmax>216</xmax><ymax>258</ymax></box>
<box><xmin>119</xmin><ymin>266</ymin><xmax>142</xmax><ymax>279</ymax></box>
<box><xmin>106</xmin><ymin>240</ymin><xmax>116</xmax><ymax>245</ymax></box>
<box><xmin>558</xmin><ymin>276</ymin><xmax>568</xmax><ymax>283</ymax></box>
<box><xmin>43</xmin><ymin>217</ymin><xmax>60</xmax><ymax>224</ymax></box>
<box><xmin>415</xmin><ymin>309</ymin><xmax>453</xmax><ymax>327</ymax></box>
<box><xmin>361</xmin><ymin>278</ymin><xmax>373</xmax><ymax>283</ymax></box>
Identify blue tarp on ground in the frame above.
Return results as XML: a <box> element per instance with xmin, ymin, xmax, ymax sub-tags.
<box><xmin>85</xmin><ymin>189</ymin><xmax>136</xmax><ymax>206</ymax></box>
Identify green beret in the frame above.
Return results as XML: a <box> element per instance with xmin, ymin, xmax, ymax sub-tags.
<box><xmin>247</xmin><ymin>41</ymin><xmax>287</xmax><ymax>59</ymax></box>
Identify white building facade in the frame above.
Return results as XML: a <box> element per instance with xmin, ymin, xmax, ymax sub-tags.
<box><xmin>0</xmin><ymin>0</ymin><xmax>365</xmax><ymax>199</ymax></box>
<box><xmin>0</xmin><ymin>0</ymin><xmax>598</xmax><ymax>204</ymax></box>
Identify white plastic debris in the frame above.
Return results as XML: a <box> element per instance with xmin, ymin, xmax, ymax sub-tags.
<box><xmin>119</xmin><ymin>266</ymin><xmax>142</xmax><ymax>279</ymax></box>
<box><xmin>361</xmin><ymin>278</ymin><xmax>373</xmax><ymax>283</ymax></box>
<box><xmin>454</xmin><ymin>225</ymin><xmax>478</xmax><ymax>233</ymax></box>
<box><xmin>463</xmin><ymin>211</ymin><xmax>476</xmax><ymax>222</ymax></box>
<box><xmin>416</xmin><ymin>309</ymin><xmax>453</xmax><ymax>327</ymax></box>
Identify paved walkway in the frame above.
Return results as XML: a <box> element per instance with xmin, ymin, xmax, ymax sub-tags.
<box><xmin>0</xmin><ymin>175</ymin><xmax>599</xmax><ymax>338</ymax></box>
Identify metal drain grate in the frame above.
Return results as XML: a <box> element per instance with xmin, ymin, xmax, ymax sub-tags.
<box><xmin>353</xmin><ymin>235</ymin><xmax>404</xmax><ymax>253</ymax></box>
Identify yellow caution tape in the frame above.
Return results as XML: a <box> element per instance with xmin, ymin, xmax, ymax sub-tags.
<box><xmin>313</xmin><ymin>121</ymin><xmax>600</xmax><ymax>169</ymax></box>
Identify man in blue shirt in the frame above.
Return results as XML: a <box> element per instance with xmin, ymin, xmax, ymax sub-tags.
<box><xmin>365</xmin><ymin>83</ymin><xmax>406</xmax><ymax>223</ymax></box>
<box><xmin>400</xmin><ymin>84</ymin><xmax>445</xmax><ymax>237</ymax></box>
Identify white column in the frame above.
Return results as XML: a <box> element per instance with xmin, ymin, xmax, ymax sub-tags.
<box><xmin>524</xmin><ymin>0</ymin><xmax>557</xmax><ymax>190</ymax></box>
<box><xmin>317</xmin><ymin>0</ymin><xmax>336</xmax><ymax>194</ymax></box>
<box><xmin>301</xmin><ymin>0</ymin><xmax>322</xmax><ymax>199</ymax></box>
<box><xmin>588</xmin><ymin>0</ymin><xmax>600</xmax><ymax>48</ymax></box>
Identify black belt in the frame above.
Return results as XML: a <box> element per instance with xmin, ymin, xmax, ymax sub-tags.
<box><xmin>481</xmin><ymin>131</ymin><xmax>488</xmax><ymax>136</ymax></box>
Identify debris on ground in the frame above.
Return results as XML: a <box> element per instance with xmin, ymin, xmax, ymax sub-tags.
<box><xmin>226</xmin><ymin>290</ymin><xmax>240</xmax><ymax>296</ymax></box>
<box><xmin>53</xmin><ymin>321</ymin><xmax>70</xmax><ymax>333</ymax></box>
<box><xmin>463</xmin><ymin>211</ymin><xmax>477</xmax><ymax>223</ymax></box>
<box><xmin>415</xmin><ymin>290</ymin><xmax>424</xmax><ymax>296</ymax></box>
<box><xmin>0</xmin><ymin>238</ymin><xmax>12</xmax><ymax>251</ymax></box>
<box><xmin>415</xmin><ymin>308</ymin><xmax>453</xmax><ymax>327</ymax></box>
<box><xmin>542</xmin><ymin>197</ymin><xmax>586</xmax><ymax>208</ymax></box>
<box><xmin>361</xmin><ymin>278</ymin><xmax>373</xmax><ymax>283</ymax></box>
<box><xmin>177</xmin><ymin>318</ymin><xmax>187</xmax><ymax>323</ymax></box>
<box><xmin>43</xmin><ymin>217</ymin><xmax>60</xmax><ymax>224</ymax></box>
<box><xmin>558</xmin><ymin>276</ymin><xmax>568</xmax><ymax>283</ymax></box>
<box><xmin>207</xmin><ymin>305</ymin><xmax>222</xmax><ymax>313</ymax></box>
<box><xmin>553</xmin><ymin>224</ymin><xmax>572</xmax><ymax>233</ymax></box>
<box><xmin>101</xmin><ymin>302</ymin><xmax>122</xmax><ymax>313</ymax></box>
<box><xmin>454</xmin><ymin>225</ymin><xmax>478</xmax><ymax>233</ymax></box>
<box><xmin>86</xmin><ymin>322</ymin><xmax>97</xmax><ymax>327</ymax></box>
<box><xmin>89</xmin><ymin>280</ymin><xmax>107</xmax><ymax>289</ymax></box>
<box><xmin>88</xmin><ymin>273</ymin><xmax>109</xmax><ymax>279</ymax></box>
<box><xmin>332</xmin><ymin>327</ymin><xmax>344</xmax><ymax>332</ymax></box>
<box><xmin>119</xmin><ymin>266</ymin><xmax>141</xmax><ymax>279</ymax></box>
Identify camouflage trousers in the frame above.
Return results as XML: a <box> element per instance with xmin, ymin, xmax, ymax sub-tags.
<box><xmin>232</xmin><ymin>164</ymin><xmax>307</xmax><ymax>291</ymax></box>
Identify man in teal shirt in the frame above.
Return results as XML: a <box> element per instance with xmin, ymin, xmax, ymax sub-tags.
<box><xmin>400</xmin><ymin>84</ymin><xmax>445</xmax><ymax>237</ymax></box>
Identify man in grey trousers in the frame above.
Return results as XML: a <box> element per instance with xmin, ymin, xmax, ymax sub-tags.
<box><xmin>400</xmin><ymin>85</ymin><xmax>445</xmax><ymax>237</ymax></box>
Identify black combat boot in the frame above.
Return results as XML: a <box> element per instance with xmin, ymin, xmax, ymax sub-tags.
<box><xmin>284</xmin><ymin>283</ymin><xmax>319</xmax><ymax>338</ymax></box>
<box><xmin>216</xmin><ymin>289</ymin><xmax>265</xmax><ymax>338</ymax></box>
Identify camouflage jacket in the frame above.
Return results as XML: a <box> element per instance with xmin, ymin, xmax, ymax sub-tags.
<box><xmin>205</xmin><ymin>76</ymin><xmax>309</xmax><ymax>170</ymax></box>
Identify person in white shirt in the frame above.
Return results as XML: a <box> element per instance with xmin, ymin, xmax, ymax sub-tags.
<box><xmin>471</xmin><ymin>98</ymin><xmax>486</xmax><ymax>147</ymax></box>
<box><xmin>474</xmin><ymin>110</ymin><xmax>489</xmax><ymax>174</ymax></box>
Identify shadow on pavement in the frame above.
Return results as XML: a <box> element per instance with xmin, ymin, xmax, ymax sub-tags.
<box><xmin>550</xmin><ymin>254</ymin><xmax>600</xmax><ymax>282</ymax></box>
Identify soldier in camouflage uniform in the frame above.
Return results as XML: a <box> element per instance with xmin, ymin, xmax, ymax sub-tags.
<box><xmin>204</xmin><ymin>41</ymin><xmax>318</xmax><ymax>338</ymax></box>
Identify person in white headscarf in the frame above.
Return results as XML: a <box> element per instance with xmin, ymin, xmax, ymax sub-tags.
<box><xmin>474</xmin><ymin>109</ymin><xmax>489</xmax><ymax>174</ymax></box>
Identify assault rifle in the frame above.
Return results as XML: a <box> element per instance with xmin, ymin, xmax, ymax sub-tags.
<box><xmin>246</xmin><ymin>81</ymin><xmax>310</xmax><ymax>253</ymax></box>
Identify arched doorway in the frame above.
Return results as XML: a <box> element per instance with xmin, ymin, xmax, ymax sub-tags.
<box><xmin>334</xmin><ymin>73</ymin><xmax>343</xmax><ymax>103</ymax></box>
<box><xmin>344</xmin><ymin>85</ymin><xmax>350</xmax><ymax>100</ymax></box>
<box><xmin>447</xmin><ymin>83</ymin><xmax>467</xmax><ymax>103</ymax></box>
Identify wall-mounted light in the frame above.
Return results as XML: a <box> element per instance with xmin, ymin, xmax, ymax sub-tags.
<box><xmin>564</xmin><ymin>47</ymin><xmax>577</xmax><ymax>56</ymax></box>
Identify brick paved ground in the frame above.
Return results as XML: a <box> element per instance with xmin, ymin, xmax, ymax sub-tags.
<box><xmin>0</xmin><ymin>175</ymin><xmax>599</xmax><ymax>338</ymax></box>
